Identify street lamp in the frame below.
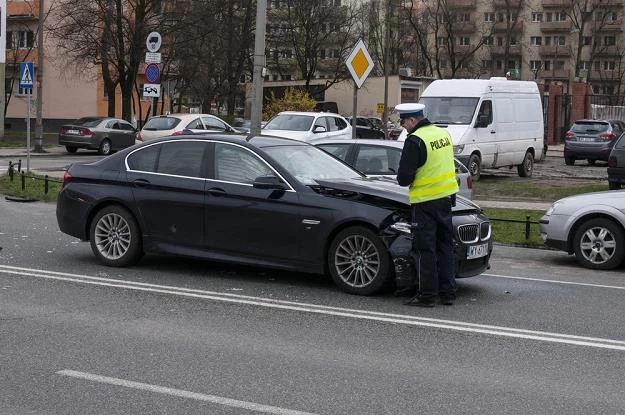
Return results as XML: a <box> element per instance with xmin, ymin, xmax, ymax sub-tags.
<box><xmin>34</xmin><ymin>0</ymin><xmax>44</xmax><ymax>152</ymax></box>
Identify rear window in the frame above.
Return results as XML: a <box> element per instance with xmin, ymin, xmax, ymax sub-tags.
<box><xmin>73</xmin><ymin>117</ymin><xmax>103</xmax><ymax>127</ymax></box>
<box><xmin>143</xmin><ymin>116</ymin><xmax>181</xmax><ymax>131</ymax></box>
<box><xmin>264</xmin><ymin>114</ymin><xmax>314</xmax><ymax>131</ymax></box>
<box><xmin>571</xmin><ymin>121</ymin><xmax>609</xmax><ymax>133</ymax></box>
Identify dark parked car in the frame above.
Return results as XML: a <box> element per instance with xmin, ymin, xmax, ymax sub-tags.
<box><xmin>563</xmin><ymin>119</ymin><xmax>625</xmax><ymax>165</ymax></box>
<box><xmin>56</xmin><ymin>134</ymin><xmax>492</xmax><ymax>296</ymax></box>
<box><xmin>608</xmin><ymin>132</ymin><xmax>625</xmax><ymax>189</ymax></box>
<box><xmin>346</xmin><ymin>116</ymin><xmax>386</xmax><ymax>140</ymax></box>
<box><xmin>59</xmin><ymin>116</ymin><xmax>137</xmax><ymax>155</ymax></box>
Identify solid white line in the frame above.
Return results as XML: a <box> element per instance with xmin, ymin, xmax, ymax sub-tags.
<box><xmin>57</xmin><ymin>370</ymin><xmax>317</xmax><ymax>415</ymax></box>
<box><xmin>2</xmin><ymin>265</ymin><xmax>625</xmax><ymax>350</ymax></box>
<box><xmin>483</xmin><ymin>272</ymin><xmax>625</xmax><ymax>290</ymax></box>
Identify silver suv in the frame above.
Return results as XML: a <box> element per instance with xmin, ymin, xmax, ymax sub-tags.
<box><xmin>563</xmin><ymin>119</ymin><xmax>625</xmax><ymax>166</ymax></box>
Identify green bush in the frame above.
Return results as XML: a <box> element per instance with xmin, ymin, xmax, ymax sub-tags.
<box><xmin>263</xmin><ymin>88</ymin><xmax>316</xmax><ymax>120</ymax></box>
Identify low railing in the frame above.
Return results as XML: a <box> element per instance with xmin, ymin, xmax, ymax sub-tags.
<box><xmin>488</xmin><ymin>215</ymin><xmax>540</xmax><ymax>240</ymax></box>
<box><xmin>6</xmin><ymin>160</ymin><xmax>63</xmax><ymax>195</ymax></box>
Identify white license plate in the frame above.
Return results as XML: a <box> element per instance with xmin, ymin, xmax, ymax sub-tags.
<box><xmin>68</xmin><ymin>129</ymin><xmax>79</xmax><ymax>135</ymax></box>
<box><xmin>467</xmin><ymin>243</ymin><xmax>489</xmax><ymax>259</ymax></box>
<box><xmin>578</xmin><ymin>136</ymin><xmax>595</xmax><ymax>142</ymax></box>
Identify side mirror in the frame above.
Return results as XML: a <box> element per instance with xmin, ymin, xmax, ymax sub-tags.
<box><xmin>313</xmin><ymin>125</ymin><xmax>327</xmax><ymax>133</ymax></box>
<box><xmin>253</xmin><ymin>175</ymin><xmax>285</xmax><ymax>190</ymax></box>
<box><xmin>475</xmin><ymin>115</ymin><xmax>489</xmax><ymax>128</ymax></box>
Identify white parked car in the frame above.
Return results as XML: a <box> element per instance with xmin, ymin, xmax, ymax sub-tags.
<box><xmin>539</xmin><ymin>190</ymin><xmax>625</xmax><ymax>269</ymax></box>
<box><xmin>313</xmin><ymin>138</ymin><xmax>473</xmax><ymax>200</ymax></box>
<box><xmin>137</xmin><ymin>113</ymin><xmax>237</xmax><ymax>141</ymax></box>
<box><xmin>262</xmin><ymin>111</ymin><xmax>352</xmax><ymax>141</ymax></box>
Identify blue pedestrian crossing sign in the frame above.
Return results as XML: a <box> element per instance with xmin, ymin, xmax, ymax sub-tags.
<box><xmin>19</xmin><ymin>62</ymin><xmax>34</xmax><ymax>90</ymax></box>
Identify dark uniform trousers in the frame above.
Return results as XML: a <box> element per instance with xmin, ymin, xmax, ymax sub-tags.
<box><xmin>411</xmin><ymin>196</ymin><xmax>456</xmax><ymax>300</ymax></box>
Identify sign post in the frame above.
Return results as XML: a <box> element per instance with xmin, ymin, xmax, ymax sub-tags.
<box><xmin>144</xmin><ymin>32</ymin><xmax>162</xmax><ymax>117</ymax></box>
<box><xmin>19</xmin><ymin>62</ymin><xmax>34</xmax><ymax>172</ymax></box>
<box><xmin>345</xmin><ymin>39</ymin><xmax>374</xmax><ymax>139</ymax></box>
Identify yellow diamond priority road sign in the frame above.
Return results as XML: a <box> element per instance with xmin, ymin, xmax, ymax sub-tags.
<box><xmin>346</xmin><ymin>39</ymin><xmax>374</xmax><ymax>89</ymax></box>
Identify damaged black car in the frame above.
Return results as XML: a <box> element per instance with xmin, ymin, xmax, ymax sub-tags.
<box><xmin>57</xmin><ymin>134</ymin><xmax>492</xmax><ymax>296</ymax></box>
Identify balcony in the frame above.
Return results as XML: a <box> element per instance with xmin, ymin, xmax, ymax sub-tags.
<box><xmin>452</xmin><ymin>45</ymin><xmax>472</xmax><ymax>55</ymax></box>
<box><xmin>7</xmin><ymin>1</ymin><xmax>39</xmax><ymax>19</ymax></box>
<box><xmin>542</xmin><ymin>69</ymin><xmax>570</xmax><ymax>80</ymax></box>
<box><xmin>494</xmin><ymin>0</ymin><xmax>522</xmax><ymax>7</ymax></box>
<box><xmin>5</xmin><ymin>49</ymin><xmax>39</xmax><ymax>66</ymax></box>
<box><xmin>447</xmin><ymin>0</ymin><xmax>476</xmax><ymax>8</ymax></box>
<box><xmin>494</xmin><ymin>20</ymin><xmax>524</xmax><ymax>33</ymax></box>
<box><xmin>455</xmin><ymin>22</ymin><xmax>476</xmax><ymax>34</ymax></box>
<box><xmin>586</xmin><ymin>70</ymin><xmax>621</xmax><ymax>81</ymax></box>
<box><xmin>490</xmin><ymin>45</ymin><xmax>522</xmax><ymax>55</ymax></box>
<box><xmin>538</xmin><ymin>45</ymin><xmax>571</xmax><ymax>56</ymax></box>
<box><xmin>597</xmin><ymin>21</ymin><xmax>623</xmax><ymax>31</ymax></box>
<box><xmin>592</xmin><ymin>0</ymin><xmax>624</xmax><ymax>7</ymax></box>
<box><xmin>594</xmin><ymin>45</ymin><xmax>620</xmax><ymax>55</ymax></box>
<box><xmin>540</xmin><ymin>21</ymin><xmax>572</xmax><ymax>32</ymax></box>
<box><xmin>542</xmin><ymin>0</ymin><xmax>572</xmax><ymax>7</ymax></box>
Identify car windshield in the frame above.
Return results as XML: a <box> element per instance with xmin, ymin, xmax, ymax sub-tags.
<box><xmin>73</xmin><ymin>117</ymin><xmax>103</xmax><ymax>127</ymax></box>
<box><xmin>419</xmin><ymin>97</ymin><xmax>479</xmax><ymax>125</ymax></box>
<box><xmin>571</xmin><ymin>122</ymin><xmax>609</xmax><ymax>133</ymax></box>
<box><xmin>143</xmin><ymin>117</ymin><xmax>181</xmax><ymax>131</ymax></box>
<box><xmin>264</xmin><ymin>114</ymin><xmax>314</xmax><ymax>131</ymax></box>
<box><xmin>263</xmin><ymin>144</ymin><xmax>363</xmax><ymax>185</ymax></box>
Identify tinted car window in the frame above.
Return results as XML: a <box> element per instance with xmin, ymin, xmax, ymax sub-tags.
<box><xmin>202</xmin><ymin>116</ymin><xmax>227</xmax><ymax>131</ymax></box>
<box><xmin>334</xmin><ymin>116</ymin><xmax>348</xmax><ymax>130</ymax></box>
<box><xmin>156</xmin><ymin>141</ymin><xmax>207</xmax><ymax>177</ymax></box>
<box><xmin>185</xmin><ymin>118</ymin><xmax>204</xmax><ymax>129</ymax></box>
<box><xmin>106</xmin><ymin>120</ymin><xmax>117</xmax><ymax>129</ymax></box>
<box><xmin>356</xmin><ymin>145</ymin><xmax>400</xmax><ymax>173</ymax></box>
<box><xmin>119</xmin><ymin>122</ymin><xmax>136</xmax><ymax>132</ymax></box>
<box><xmin>74</xmin><ymin>117</ymin><xmax>103</xmax><ymax>127</ymax></box>
<box><xmin>571</xmin><ymin>122</ymin><xmax>609</xmax><ymax>133</ymax></box>
<box><xmin>143</xmin><ymin>117</ymin><xmax>181</xmax><ymax>131</ymax></box>
<box><xmin>317</xmin><ymin>143</ymin><xmax>350</xmax><ymax>161</ymax></box>
<box><xmin>214</xmin><ymin>143</ymin><xmax>273</xmax><ymax>184</ymax></box>
<box><xmin>127</xmin><ymin>144</ymin><xmax>160</xmax><ymax>172</ymax></box>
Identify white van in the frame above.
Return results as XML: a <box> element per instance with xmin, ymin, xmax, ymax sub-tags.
<box><xmin>417</xmin><ymin>77</ymin><xmax>545</xmax><ymax>180</ymax></box>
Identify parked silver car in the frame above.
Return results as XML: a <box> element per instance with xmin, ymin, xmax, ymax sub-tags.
<box><xmin>608</xmin><ymin>132</ymin><xmax>625</xmax><ymax>189</ymax></box>
<box><xmin>313</xmin><ymin>138</ymin><xmax>473</xmax><ymax>200</ymax></box>
<box><xmin>539</xmin><ymin>190</ymin><xmax>625</xmax><ymax>269</ymax></box>
<box><xmin>563</xmin><ymin>119</ymin><xmax>625</xmax><ymax>166</ymax></box>
<box><xmin>59</xmin><ymin>116</ymin><xmax>137</xmax><ymax>155</ymax></box>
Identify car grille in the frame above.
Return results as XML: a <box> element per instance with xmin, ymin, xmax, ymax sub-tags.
<box><xmin>457</xmin><ymin>221</ymin><xmax>491</xmax><ymax>243</ymax></box>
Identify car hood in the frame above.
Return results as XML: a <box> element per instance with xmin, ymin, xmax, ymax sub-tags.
<box><xmin>312</xmin><ymin>176</ymin><xmax>479</xmax><ymax>213</ymax></box>
<box><xmin>554</xmin><ymin>190</ymin><xmax>625</xmax><ymax>213</ymax></box>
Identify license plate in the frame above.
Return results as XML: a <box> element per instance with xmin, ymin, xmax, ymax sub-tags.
<box><xmin>467</xmin><ymin>243</ymin><xmax>489</xmax><ymax>259</ymax></box>
<box><xmin>578</xmin><ymin>136</ymin><xmax>595</xmax><ymax>142</ymax></box>
<box><xmin>68</xmin><ymin>129</ymin><xmax>79</xmax><ymax>135</ymax></box>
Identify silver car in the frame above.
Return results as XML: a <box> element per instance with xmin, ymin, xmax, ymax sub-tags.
<box><xmin>313</xmin><ymin>138</ymin><xmax>473</xmax><ymax>200</ymax></box>
<box><xmin>539</xmin><ymin>191</ymin><xmax>625</xmax><ymax>269</ymax></box>
<box><xmin>59</xmin><ymin>116</ymin><xmax>137</xmax><ymax>155</ymax></box>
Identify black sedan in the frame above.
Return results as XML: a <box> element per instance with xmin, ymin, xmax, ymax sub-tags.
<box><xmin>56</xmin><ymin>134</ymin><xmax>492</xmax><ymax>295</ymax></box>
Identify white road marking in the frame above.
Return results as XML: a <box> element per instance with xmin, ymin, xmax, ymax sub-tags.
<box><xmin>483</xmin><ymin>272</ymin><xmax>625</xmax><ymax>290</ymax></box>
<box><xmin>2</xmin><ymin>265</ymin><xmax>625</xmax><ymax>351</ymax></box>
<box><xmin>57</xmin><ymin>370</ymin><xmax>318</xmax><ymax>415</ymax></box>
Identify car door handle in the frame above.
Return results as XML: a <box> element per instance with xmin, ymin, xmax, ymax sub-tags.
<box><xmin>490</xmin><ymin>130</ymin><xmax>496</xmax><ymax>134</ymax></box>
<box><xmin>207</xmin><ymin>187</ymin><xmax>226</xmax><ymax>196</ymax></box>
<box><xmin>132</xmin><ymin>179</ymin><xmax>150</xmax><ymax>188</ymax></box>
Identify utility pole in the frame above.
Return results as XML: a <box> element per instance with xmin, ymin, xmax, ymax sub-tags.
<box><xmin>382</xmin><ymin>0</ymin><xmax>391</xmax><ymax>139</ymax></box>
<box><xmin>250</xmin><ymin>0</ymin><xmax>267</xmax><ymax>136</ymax></box>
<box><xmin>34</xmin><ymin>0</ymin><xmax>44</xmax><ymax>152</ymax></box>
<box><xmin>0</xmin><ymin>0</ymin><xmax>6</xmax><ymax>139</ymax></box>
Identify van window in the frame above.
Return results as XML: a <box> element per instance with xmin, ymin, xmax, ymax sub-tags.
<box><xmin>477</xmin><ymin>101</ymin><xmax>493</xmax><ymax>125</ymax></box>
<box><xmin>419</xmin><ymin>97</ymin><xmax>478</xmax><ymax>124</ymax></box>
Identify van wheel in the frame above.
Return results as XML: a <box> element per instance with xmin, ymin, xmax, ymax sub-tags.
<box><xmin>467</xmin><ymin>154</ymin><xmax>481</xmax><ymax>181</ymax></box>
<box><xmin>565</xmin><ymin>157</ymin><xmax>575</xmax><ymax>166</ymax></box>
<box><xmin>517</xmin><ymin>151</ymin><xmax>534</xmax><ymax>177</ymax></box>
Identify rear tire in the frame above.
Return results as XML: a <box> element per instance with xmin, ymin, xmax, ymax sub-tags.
<box><xmin>468</xmin><ymin>154</ymin><xmax>481</xmax><ymax>182</ymax></box>
<box><xmin>99</xmin><ymin>138</ymin><xmax>112</xmax><ymax>156</ymax></box>
<box><xmin>517</xmin><ymin>151</ymin><xmax>534</xmax><ymax>177</ymax></box>
<box><xmin>609</xmin><ymin>182</ymin><xmax>621</xmax><ymax>190</ymax></box>
<box><xmin>588</xmin><ymin>158</ymin><xmax>597</xmax><ymax>165</ymax></box>
<box><xmin>573</xmin><ymin>218</ymin><xmax>625</xmax><ymax>270</ymax></box>
<box><xmin>328</xmin><ymin>226</ymin><xmax>391</xmax><ymax>295</ymax></box>
<box><xmin>66</xmin><ymin>146</ymin><xmax>78</xmax><ymax>153</ymax></box>
<box><xmin>89</xmin><ymin>205</ymin><xmax>143</xmax><ymax>267</ymax></box>
<box><xmin>564</xmin><ymin>156</ymin><xmax>575</xmax><ymax>166</ymax></box>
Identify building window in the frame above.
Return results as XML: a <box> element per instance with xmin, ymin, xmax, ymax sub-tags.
<box><xmin>594</xmin><ymin>61</ymin><xmax>601</xmax><ymax>70</ymax></box>
<box><xmin>604</xmin><ymin>61</ymin><xmax>616</xmax><ymax>70</ymax></box>
<box><xmin>10</xmin><ymin>30</ymin><xmax>35</xmax><ymax>50</ymax></box>
<box><xmin>583</xmin><ymin>36</ymin><xmax>593</xmax><ymax>46</ymax></box>
<box><xmin>554</xmin><ymin>60</ymin><xmax>565</xmax><ymax>70</ymax></box>
<box><xmin>532</xmin><ymin>12</ymin><xmax>543</xmax><ymax>22</ymax></box>
<box><xmin>457</xmin><ymin>13</ymin><xmax>471</xmax><ymax>22</ymax></box>
<box><xmin>458</xmin><ymin>37</ymin><xmax>470</xmax><ymax>46</ymax></box>
<box><xmin>604</xmin><ymin>36</ymin><xmax>616</xmax><ymax>45</ymax></box>
<box><xmin>530</xmin><ymin>60</ymin><xmax>542</xmax><ymax>70</ymax></box>
<box><xmin>545</xmin><ymin>12</ymin><xmax>565</xmax><ymax>22</ymax></box>
<box><xmin>440</xmin><ymin>60</ymin><xmax>447</xmax><ymax>69</ymax></box>
<box><xmin>482</xmin><ymin>60</ymin><xmax>492</xmax><ymax>69</ymax></box>
<box><xmin>496</xmin><ymin>60</ymin><xmax>503</xmax><ymax>70</ymax></box>
<box><xmin>580</xmin><ymin>61</ymin><xmax>591</xmax><ymax>70</ymax></box>
<box><xmin>530</xmin><ymin>36</ymin><xmax>542</xmax><ymax>46</ymax></box>
<box><xmin>484</xmin><ymin>12</ymin><xmax>495</xmax><ymax>22</ymax></box>
<box><xmin>437</xmin><ymin>37</ymin><xmax>447</xmax><ymax>47</ymax></box>
<box><xmin>482</xmin><ymin>36</ymin><xmax>493</xmax><ymax>45</ymax></box>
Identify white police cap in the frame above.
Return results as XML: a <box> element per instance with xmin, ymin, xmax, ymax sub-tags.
<box><xmin>396</xmin><ymin>103</ymin><xmax>425</xmax><ymax>119</ymax></box>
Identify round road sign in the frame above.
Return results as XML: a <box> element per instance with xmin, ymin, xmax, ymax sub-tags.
<box><xmin>145</xmin><ymin>63</ymin><xmax>160</xmax><ymax>83</ymax></box>
<box><xmin>146</xmin><ymin>32</ymin><xmax>162</xmax><ymax>52</ymax></box>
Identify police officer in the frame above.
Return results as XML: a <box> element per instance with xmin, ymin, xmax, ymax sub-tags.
<box><xmin>396</xmin><ymin>103</ymin><xmax>459</xmax><ymax>307</ymax></box>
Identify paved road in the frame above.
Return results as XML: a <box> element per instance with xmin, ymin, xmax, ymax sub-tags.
<box><xmin>1</xmin><ymin>199</ymin><xmax>624</xmax><ymax>413</ymax></box>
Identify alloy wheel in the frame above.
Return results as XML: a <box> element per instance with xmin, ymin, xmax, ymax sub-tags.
<box><xmin>94</xmin><ymin>213</ymin><xmax>132</xmax><ymax>260</ymax></box>
<box><xmin>333</xmin><ymin>234</ymin><xmax>381</xmax><ymax>288</ymax></box>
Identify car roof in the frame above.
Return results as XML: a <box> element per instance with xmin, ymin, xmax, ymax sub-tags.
<box><xmin>314</xmin><ymin>138</ymin><xmax>404</xmax><ymax>148</ymax></box>
<box><xmin>131</xmin><ymin>132</ymin><xmax>311</xmax><ymax>148</ymax></box>
<box><xmin>277</xmin><ymin>111</ymin><xmax>343</xmax><ymax>117</ymax></box>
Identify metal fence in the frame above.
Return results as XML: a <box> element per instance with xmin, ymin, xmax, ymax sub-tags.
<box><xmin>6</xmin><ymin>160</ymin><xmax>63</xmax><ymax>195</ymax></box>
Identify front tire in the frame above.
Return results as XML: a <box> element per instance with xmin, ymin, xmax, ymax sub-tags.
<box><xmin>609</xmin><ymin>182</ymin><xmax>621</xmax><ymax>190</ymax></box>
<box><xmin>565</xmin><ymin>156</ymin><xmax>575</xmax><ymax>166</ymax></box>
<box><xmin>573</xmin><ymin>218</ymin><xmax>625</xmax><ymax>270</ymax></box>
<box><xmin>99</xmin><ymin>138</ymin><xmax>112</xmax><ymax>156</ymax></box>
<box><xmin>89</xmin><ymin>205</ymin><xmax>143</xmax><ymax>267</ymax></box>
<box><xmin>517</xmin><ymin>151</ymin><xmax>534</xmax><ymax>177</ymax></box>
<box><xmin>468</xmin><ymin>154</ymin><xmax>481</xmax><ymax>182</ymax></box>
<box><xmin>66</xmin><ymin>146</ymin><xmax>78</xmax><ymax>153</ymax></box>
<box><xmin>328</xmin><ymin>226</ymin><xmax>391</xmax><ymax>295</ymax></box>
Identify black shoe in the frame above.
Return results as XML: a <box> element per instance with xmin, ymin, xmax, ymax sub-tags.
<box><xmin>439</xmin><ymin>294</ymin><xmax>456</xmax><ymax>306</ymax></box>
<box><xmin>394</xmin><ymin>286</ymin><xmax>416</xmax><ymax>297</ymax></box>
<box><xmin>404</xmin><ymin>296</ymin><xmax>435</xmax><ymax>308</ymax></box>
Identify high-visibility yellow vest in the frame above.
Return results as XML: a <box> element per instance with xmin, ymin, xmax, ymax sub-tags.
<box><xmin>408</xmin><ymin>124</ymin><xmax>459</xmax><ymax>204</ymax></box>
